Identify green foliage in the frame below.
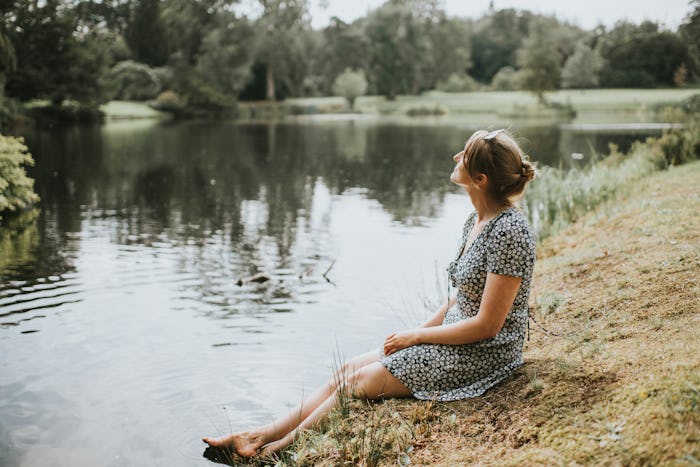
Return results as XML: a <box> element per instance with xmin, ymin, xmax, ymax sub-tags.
<box><xmin>470</xmin><ymin>9</ymin><xmax>533</xmax><ymax>83</ymax></box>
<box><xmin>171</xmin><ymin>65</ymin><xmax>237</xmax><ymax>114</ymax></box>
<box><xmin>332</xmin><ymin>68</ymin><xmax>368</xmax><ymax>109</ymax></box>
<box><xmin>254</xmin><ymin>0</ymin><xmax>310</xmax><ymax>101</ymax></box>
<box><xmin>365</xmin><ymin>3</ymin><xmax>429</xmax><ymax>99</ymax></box>
<box><xmin>4</xmin><ymin>1</ymin><xmax>110</xmax><ymax>105</ymax></box>
<box><xmin>656</xmin><ymin>120</ymin><xmax>700</xmax><ymax>165</ymax></box>
<box><xmin>490</xmin><ymin>66</ymin><xmax>518</xmax><ymax>91</ymax></box>
<box><xmin>0</xmin><ymin>29</ymin><xmax>16</xmax><ymax>97</ymax></box>
<box><xmin>314</xmin><ymin>19</ymin><xmax>370</xmax><ymax>96</ymax></box>
<box><xmin>597</xmin><ymin>21</ymin><xmax>690</xmax><ymax>87</ymax></box>
<box><xmin>105</xmin><ymin>60</ymin><xmax>161</xmax><ymax>101</ymax></box>
<box><xmin>404</xmin><ymin>105</ymin><xmax>448</xmax><ymax>116</ymax></box>
<box><xmin>517</xmin><ymin>21</ymin><xmax>562</xmax><ymax>103</ymax></box>
<box><xmin>420</xmin><ymin>15</ymin><xmax>472</xmax><ymax>91</ymax></box>
<box><xmin>124</xmin><ymin>0</ymin><xmax>169</xmax><ymax>66</ymax></box>
<box><xmin>436</xmin><ymin>73</ymin><xmax>479</xmax><ymax>92</ymax></box>
<box><xmin>0</xmin><ymin>134</ymin><xmax>39</xmax><ymax>221</ymax></box>
<box><xmin>194</xmin><ymin>15</ymin><xmax>256</xmax><ymax>96</ymax></box>
<box><xmin>561</xmin><ymin>43</ymin><xmax>604</xmax><ymax>89</ymax></box>
<box><xmin>680</xmin><ymin>1</ymin><xmax>700</xmax><ymax>79</ymax></box>
<box><xmin>526</xmin><ymin>121</ymin><xmax>699</xmax><ymax>240</ymax></box>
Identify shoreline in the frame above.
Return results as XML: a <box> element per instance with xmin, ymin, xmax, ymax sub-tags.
<box><xmin>251</xmin><ymin>159</ymin><xmax>699</xmax><ymax>466</ymax></box>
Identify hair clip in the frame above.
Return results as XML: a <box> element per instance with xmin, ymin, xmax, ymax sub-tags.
<box><xmin>484</xmin><ymin>129</ymin><xmax>506</xmax><ymax>140</ymax></box>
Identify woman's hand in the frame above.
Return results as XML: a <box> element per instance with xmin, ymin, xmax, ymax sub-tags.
<box><xmin>383</xmin><ymin>330</ymin><xmax>419</xmax><ymax>356</ymax></box>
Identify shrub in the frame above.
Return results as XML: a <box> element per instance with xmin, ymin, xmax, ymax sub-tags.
<box><xmin>490</xmin><ymin>66</ymin><xmax>518</xmax><ymax>91</ymax></box>
<box><xmin>0</xmin><ymin>134</ymin><xmax>39</xmax><ymax>222</ymax></box>
<box><xmin>405</xmin><ymin>105</ymin><xmax>448</xmax><ymax>116</ymax></box>
<box><xmin>105</xmin><ymin>60</ymin><xmax>161</xmax><ymax>101</ymax></box>
<box><xmin>436</xmin><ymin>73</ymin><xmax>479</xmax><ymax>92</ymax></box>
<box><xmin>150</xmin><ymin>90</ymin><xmax>184</xmax><ymax>113</ymax></box>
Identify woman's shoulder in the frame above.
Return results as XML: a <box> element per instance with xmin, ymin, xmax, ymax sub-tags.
<box><xmin>491</xmin><ymin>207</ymin><xmax>534</xmax><ymax>239</ymax></box>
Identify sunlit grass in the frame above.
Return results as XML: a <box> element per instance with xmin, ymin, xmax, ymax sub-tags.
<box><xmin>100</xmin><ymin>100</ymin><xmax>170</xmax><ymax>119</ymax></box>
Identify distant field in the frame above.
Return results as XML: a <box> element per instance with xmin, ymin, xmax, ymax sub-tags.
<box><xmin>98</xmin><ymin>89</ymin><xmax>698</xmax><ymax>121</ymax></box>
<box><xmin>287</xmin><ymin>88</ymin><xmax>699</xmax><ymax>116</ymax></box>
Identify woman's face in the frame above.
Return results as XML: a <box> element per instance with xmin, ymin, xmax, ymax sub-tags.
<box><xmin>450</xmin><ymin>149</ymin><xmax>472</xmax><ymax>188</ymax></box>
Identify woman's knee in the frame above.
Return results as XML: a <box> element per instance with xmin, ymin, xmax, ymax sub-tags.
<box><xmin>333</xmin><ymin>349</ymin><xmax>380</xmax><ymax>382</ymax></box>
<box><xmin>347</xmin><ymin>363</ymin><xmax>411</xmax><ymax>399</ymax></box>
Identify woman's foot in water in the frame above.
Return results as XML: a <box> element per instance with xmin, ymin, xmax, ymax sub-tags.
<box><xmin>202</xmin><ymin>431</ymin><xmax>266</xmax><ymax>457</ymax></box>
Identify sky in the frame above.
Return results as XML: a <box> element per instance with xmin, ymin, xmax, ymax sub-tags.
<box><xmin>307</xmin><ymin>0</ymin><xmax>694</xmax><ymax>30</ymax></box>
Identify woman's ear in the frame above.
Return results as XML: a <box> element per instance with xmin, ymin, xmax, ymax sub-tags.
<box><xmin>474</xmin><ymin>173</ymin><xmax>488</xmax><ymax>188</ymax></box>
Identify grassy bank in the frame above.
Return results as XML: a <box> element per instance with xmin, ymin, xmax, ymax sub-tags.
<box><xmin>284</xmin><ymin>89</ymin><xmax>699</xmax><ymax>118</ymax></box>
<box><xmin>215</xmin><ymin>131</ymin><xmax>698</xmax><ymax>466</ymax></box>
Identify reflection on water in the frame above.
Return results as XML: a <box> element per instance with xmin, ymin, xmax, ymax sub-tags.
<box><xmin>0</xmin><ymin>118</ymin><xmax>662</xmax><ymax>466</ymax></box>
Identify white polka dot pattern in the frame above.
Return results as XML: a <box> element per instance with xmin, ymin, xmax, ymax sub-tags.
<box><xmin>378</xmin><ymin>207</ymin><xmax>535</xmax><ymax>401</ymax></box>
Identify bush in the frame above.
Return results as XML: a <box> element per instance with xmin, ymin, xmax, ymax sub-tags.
<box><xmin>152</xmin><ymin>66</ymin><xmax>174</xmax><ymax>91</ymax></box>
<box><xmin>0</xmin><ymin>134</ymin><xmax>39</xmax><ymax>222</ymax></box>
<box><xmin>656</xmin><ymin>121</ymin><xmax>700</xmax><ymax>165</ymax></box>
<box><xmin>436</xmin><ymin>73</ymin><xmax>479</xmax><ymax>92</ymax></box>
<box><xmin>150</xmin><ymin>90</ymin><xmax>184</xmax><ymax>113</ymax></box>
<box><xmin>490</xmin><ymin>66</ymin><xmax>518</xmax><ymax>91</ymax></box>
<box><xmin>105</xmin><ymin>60</ymin><xmax>161</xmax><ymax>101</ymax></box>
<box><xmin>405</xmin><ymin>105</ymin><xmax>448</xmax><ymax>116</ymax></box>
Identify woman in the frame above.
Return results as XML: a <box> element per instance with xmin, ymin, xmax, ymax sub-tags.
<box><xmin>203</xmin><ymin>128</ymin><xmax>537</xmax><ymax>457</ymax></box>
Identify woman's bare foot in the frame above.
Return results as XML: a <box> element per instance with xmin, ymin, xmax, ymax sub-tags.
<box><xmin>202</xmin><ymin>431</ymin><xmax>266</xmax><ymax>457</ymax></box>
<box><xmin>258</xmin><ymin>434</ymin><xmax>293</xmax><ymax>457</ymax></box>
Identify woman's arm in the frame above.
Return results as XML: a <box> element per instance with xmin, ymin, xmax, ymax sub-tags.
<box><xmin>419</xmin><ymin>294</ymin><xmax>456</xmax><ymax>328</ymax></box>
<box><xmin>383</xmin><ymin>273</ymin><xmax>521</xmax><ymax>354</ymax></box>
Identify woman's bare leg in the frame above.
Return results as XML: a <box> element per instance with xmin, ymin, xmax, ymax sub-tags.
<box><xmin>260</xmin><ymin>361</ymin><xmax>412</xmax><ymax>456</ymax></box>
<box><xmin>202</xmin><ymin>348</ymin><xmax>381</xmax><ymax>456</ymax></box>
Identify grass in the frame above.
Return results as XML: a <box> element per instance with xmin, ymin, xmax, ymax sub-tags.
<box><xmin>286</xmin><ymin>89</ymin><xmax>699</xmax><ymax>118</ymax></box>
<box><xmin>95</xmin><ymin>89</ymin><xmax>696</xmax><ymax>123</ymax></box>
<box><xmin>99</xmin><ymin>100</ymin><xmax>170</xmax><ymax>120</ymax></box>
<box><xmin>525</xmin><ymin>119</ymin><xmax>700</xmax><ymax>240</ymax></box>
<box><xmin>243</xmin><ymin>136</ymin><xmax>700</xmax><ymax>465</ymax></box>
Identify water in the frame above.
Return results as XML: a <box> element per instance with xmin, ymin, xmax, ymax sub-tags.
<box><xmin>0</xmin><ymin>117</ymin><xmax>664</xmax><ymax>466</ymax></box>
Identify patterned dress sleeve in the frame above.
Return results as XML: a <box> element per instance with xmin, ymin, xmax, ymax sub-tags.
<box><xmin>485</xmin><ymin>215</ymin><xmax>534</xmax><ymax>278</ymax></box>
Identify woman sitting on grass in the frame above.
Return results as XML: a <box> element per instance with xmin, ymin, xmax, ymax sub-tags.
<box><xmin>203</xmin><ymin>128</ymin><xmax>537</xmax><ymax>458</ymax></box>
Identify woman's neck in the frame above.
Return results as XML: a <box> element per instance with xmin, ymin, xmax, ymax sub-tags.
<box><xmin>471</xmin><ymin>196</ymin><xmax>509</xmax><ymax>223</ymax></box>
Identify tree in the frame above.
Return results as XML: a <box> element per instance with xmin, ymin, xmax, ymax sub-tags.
<box><xmin>421</xmin><ymin>15</ymin><xmax>472</xmax><ymax>91</ymax></box>
<box><xmin>315</xmin><ymin>18</ymin><xmax>370</xmax><ymax>95</ymax></box>
<box><xmin>490</xmin><ymin>66</ymin><xmax>517</xmax><ymax>90</ymax></box>
<box><xmin>194</xmin><ymin>14</ymin><xmax>257</xmax><ymax>96</ymax></box>
<box><xmin>161</xmin><ymin>0</ymin><xmax>236</xmax><ymax>66</ymax></box>
<box><xmin>516</xmin><ymin>21</ymin><xmax>562</xmax><ymax>103</ymax></box>
<box><xmin>680</xmin><ymin>1</ymin><xmax>700</xmax><ymax>79</ymax></box>
<box><xmin>597</xmin><ymin>21</ymin><xmax>689</xmax><ymax>87</ymax></box>
<box><xmin>255</xmin><ymin>0</ymin><xmax>310</xmax><ymax>101</ymax></box>
<box><xmin>470</xmin><ymin>9</ymin><xmax>533</xmax><ymax>83</ymax></box>
<box><xmin>0</xmin><ymin>30</ymin><xmax>15</xmax><ymax>100</ymax></box>
<box><xmin>124</xmin><ymin>0</ymin><xmax>169</xmax><ymax>66</ymax></box>
<box><xmin>561</xmin><ymin>42</ymin><xmax>604</xmax><ymax>88</ymax></box>
<box><xmin>4</xmin><ymin>0</ymin><xmax>110</xmax><ymax>105</ymax></box>
<box><xmin>332</xmin><ymin>68</ymin><xmax>368</xmax><ymax>109</ymax></box>
<box><xmin>365</xmin><ymin>3</ymin><xmax>429</xmax><ymax>99</ymax></box>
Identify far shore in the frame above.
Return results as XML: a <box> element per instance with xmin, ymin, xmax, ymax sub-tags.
<box><xmin>97</xmin><ymin>88</ymin><xmax>699</xmax><ymax>122</ymax></box>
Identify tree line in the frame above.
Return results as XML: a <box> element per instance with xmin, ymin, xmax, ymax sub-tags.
<box><xmin>0</xmin><ymin>0</ymin><xmax>698</xmax><ymax>116</ymax></box>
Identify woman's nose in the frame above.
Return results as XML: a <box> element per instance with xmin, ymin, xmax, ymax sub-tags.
<box><xmin>453</xmin><ymin>152</ymin><xmax>461</xmax><ymax>162</ymax></box>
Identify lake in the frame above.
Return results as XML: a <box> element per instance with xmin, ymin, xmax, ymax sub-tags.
<box><xmin>0</xmin><ymin>116</ymin><xmax>667</xmax><ymax>466</ymax></box>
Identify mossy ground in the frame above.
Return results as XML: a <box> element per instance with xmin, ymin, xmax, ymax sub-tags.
<box><xmin>225</xmin><ymin>160</ymin><xmax>699</xmax><ymax>466</ymax></box>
